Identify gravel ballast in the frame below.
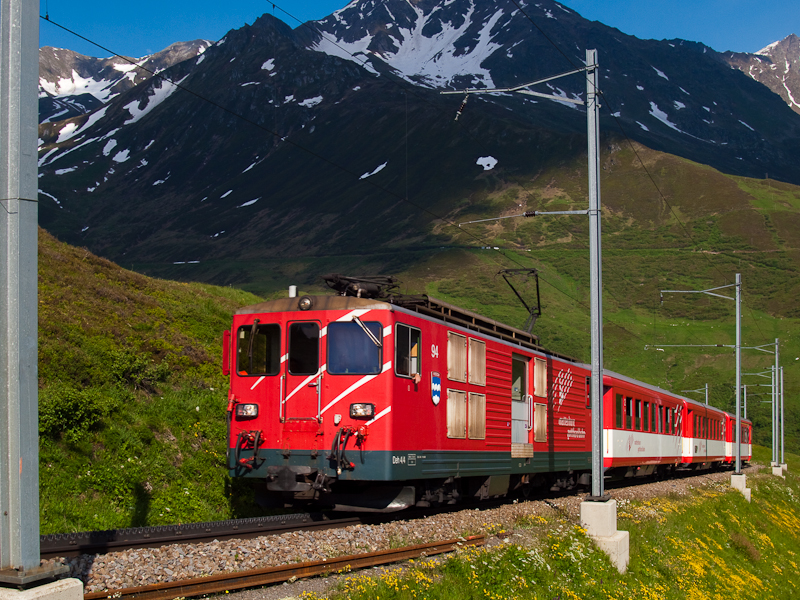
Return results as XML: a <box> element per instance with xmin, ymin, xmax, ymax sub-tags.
<box><xmin>49</xmin><ymin>466</ymin><xmax>758</xmax><ymax>599</ymax></box>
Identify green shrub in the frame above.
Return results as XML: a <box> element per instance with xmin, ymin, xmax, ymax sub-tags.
<box><xmin>39</xmin><ymin>385</ymin><xmax>105</xmax><ymax>443</ymax></box>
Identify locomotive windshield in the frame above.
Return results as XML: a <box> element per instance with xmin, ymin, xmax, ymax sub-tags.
<box><xmin>328</xmin><ymin>321</ymin><xmax>382</xmax><ymax>374</ymax></box>
<box><xmin>237</xmin><ymin>323</ymin><xmax>280</xmax><ymax>376</ymax></box>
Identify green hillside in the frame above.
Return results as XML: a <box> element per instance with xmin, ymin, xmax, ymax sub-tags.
<box><xmin>37</xmin><ymin>229</ymin><xmax>264</xmax><ymax>532</ymax></box>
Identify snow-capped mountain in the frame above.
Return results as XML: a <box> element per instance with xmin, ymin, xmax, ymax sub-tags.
<box><xmin>724</xmin><ymin>34</ymin><xmax>800</xmax><ymax>115</ymax></box>
<box><xmin>39</xmin><ymin>40</ymin><xmax>211</xmax><ymax>123</ymax></box>
<box><xmin>35</xmin><ymin>0</ymin><xmax>800</xmax><ymax>285</ymax></box>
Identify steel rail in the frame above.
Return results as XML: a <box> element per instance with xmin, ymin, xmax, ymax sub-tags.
<box><xmin>83</xmin><ymin>536</ymin><xmax>485</xmax><ymax>600</ymax></box>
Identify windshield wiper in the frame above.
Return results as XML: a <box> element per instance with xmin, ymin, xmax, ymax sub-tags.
<box><xmin>353</xmin><ymin>316</ymin><xmax>382</xmax><ymax>347</ymax></box>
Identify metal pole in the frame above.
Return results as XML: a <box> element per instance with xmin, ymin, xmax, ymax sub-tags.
<box><xmin>0</xmin><ymin>0</ymin><xmax>40</xmax><ymax>572</ymax></box>
<box><xmin>705</xmin><ymin>383</ymin><xmax>708</xmax><ymax>406</ymax></box>
<box><xmin>771</xmin><ymin>365</ymin><xmax>777</xmax><ymax>464</ymax></box>
<box><xmin>780</xmin><ymin>366</ymin><xmax>784</xmax><ymax>465</ymax></box>
<box><xmin>734</xmin><ymin>274</ymin><xmax>741</xmax><ymax>474</ymax></box>
<box><xmin>586</xmin><ymin>49</ymin><xmax>604</xmax><ymax>499</ymax></box>
<box><xmin>774</xmin><ymin>339</ymin><xmax>779</xmax><ymax>465</ymax></box>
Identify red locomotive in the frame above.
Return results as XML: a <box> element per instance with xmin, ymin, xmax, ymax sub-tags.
<box><xmin>224</xmin><ymin>275</ymin><xmax>752</xmax><ymax>511</ymax></box>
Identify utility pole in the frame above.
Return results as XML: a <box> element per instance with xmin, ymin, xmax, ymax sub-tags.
<box><xmin>657</xmin><ymin>275</ymin><xmax>742</xmax><ymax>472</ymax></box>
<box><xmin>443</xmin><ymin>50</ymin><xmax>628</xmax><ymax>572</ymax></box>
<box><xmin>1</xmin><ymin>0</ymin><xmax>41</xmax><ymax>577</ymax></box>
<box><xmin>654</xmin><ymin>276</ymin><xmax>749</xmax><ymax>499</ymax></box>
<box><xmin>780</xmin><ymin>366</ymin><xmax>785</xmax><ymax>467</ymax></box>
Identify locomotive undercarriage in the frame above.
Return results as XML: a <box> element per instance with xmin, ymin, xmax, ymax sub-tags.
<box><xmin>260</xmin><ymin>464</ymin><xmax>593</xmax><ymax>512</ymax></box>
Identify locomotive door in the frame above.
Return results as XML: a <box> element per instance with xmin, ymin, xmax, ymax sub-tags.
<box><xmin>283</xmin><ymin>321</ymin><xmax>324</xmax><ymax>422</ymax></box>
<box><xmin>511</xmin><ymin>355</ymin><xmax>534</xmax><ymax>457</ymax></box>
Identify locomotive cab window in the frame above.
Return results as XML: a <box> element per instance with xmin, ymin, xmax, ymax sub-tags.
<box><xmin>395</xmin><ymin>324</ymin><xmax>421</xmax><ymax>378</ymax></box>
<box><xmin>328</xmin><ymin>321</ymin><xmax>382</xmax><ymax>375</ymax></box>
<box><xmin>288</xmin><ymin>322</ymin><xmax>319</xmax><ymax>375</ymax></box>
<box><xmin>237</xmin><ymin>323</ymin><xmax>280</xmax><ymax>376</ymax></box>
<box><xmin>615</xmin><ymin>394</ymin><xmax>623</xmax><ymax>428</ymax></box>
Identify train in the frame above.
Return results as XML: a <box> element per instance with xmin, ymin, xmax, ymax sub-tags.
<box><xmin>224</xmin><ymin>275</ymin><xmax>752</xmax><ymax>511</ymax></box>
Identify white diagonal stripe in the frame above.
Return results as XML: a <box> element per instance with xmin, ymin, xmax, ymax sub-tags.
<box><xmin>320</xmin><ymin>361</ymin><xmax>392</xmax><ymax>414</ymax></box>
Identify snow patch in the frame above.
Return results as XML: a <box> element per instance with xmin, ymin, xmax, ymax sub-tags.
<box><xmin>54</xmin><ymin>167</ymin><xmax>77</xmax><ymax>175</ymax></box>
<box><xmin>123</xmin><ymin>75</ymin><xmax>188</xmax><ymax>125</ymax></box>
<box><xmin>649</xmin><ymin>102</ymin><xmax>680</xmax><ymax>132</ymax></box>
<box><xmin>261</xmin><ymin>59</ymin><xmax>275</xmax><ymax>71</ymax></box>
<box><xmin>359</xmin><ymin>162</ymin><xmax>387</xmax><ymax>179</ymax></box>
<box><xmin>739</xmin><ymin>120</ymin><xmax>755</xmax><ymax>131</ymax></box>
<box><xmin>636</xmin><ymin>85</ymin><xmax>644</xmax><ymax>91</ymax></box>
<box><xmin>102</xmin><ymin>139</ymin><xmax>118</xmax><ymax>156</ymax></box>
<box><xmin>221</xmin><ymin>190</ymin><xmax>233</xmax><ymax>198</ymax></box>
<box><xmin>652</xmin><ymin>66</ymin><xmax>669</xmax><ymax>80</ymax></box>
<box><xmin>636</xmin><ymin>121</ymin><xmax>650</xmax><ymax>131</ymax></box>
<box><xmin>299</xmin><ymin>96</ymin><xmax>323</xmax><ymax>108</ymax></box>
<box><xmin>112</xmin><ymin>149</ymin><xmax>130</xmax><ymax>163</ymax></box>
<box><xmin>476</xmin><ymin>156</ymin><xmax>498</xmax><ymax>170</ymax></box>
<box><xmin>38</xmin><ymin>189</ymin><xmax>61</xmax><ymax>207</ymax></box>
<box><xmin>56</xmin><ymin>122</ymin><xmax>79</xmax><ymax>143</ymax></box>
<box><xmin>673</xmin><ymin>101</ymin><xmax>685</xmax><ymax>110</ymax></box>
<box><xmin>238</xmin><ymin>198</ymin><xmax>260</xmax><ymax>208</ymax></box>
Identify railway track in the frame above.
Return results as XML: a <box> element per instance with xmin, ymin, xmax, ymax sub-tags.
<box><xmin>81</xmin><ymin>536</ymin><xmax>485</xmax><ymax>600</ymax></box>
<box><xmin>40</xmin><ymin>513</ymin><xmax>363</xmax><ymax>559</ymax></box>
<box><xmin>42</xmin><ymin>466</ymin><xmax>737</xmax><ymax>560</ymax></box>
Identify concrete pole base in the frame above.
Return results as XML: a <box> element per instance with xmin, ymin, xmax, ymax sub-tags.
<box><xmin>580</xmin><ymin>498</ymin><xmax>629</xmax><ymax>574</ymax></box>
<box><xmin>730</xmin><ymin>473</ymin><xmax>751</xmax><ymax>502</ymax></box>
<box><xmin>781</xmin><ymin>464</ymin><xmax>788</xmax><ymax>473</ymax></box>
<box><xmin>772</xmin><ymin>466</ymin><xmax>785</xmax><ymax>478</ymax></box>
<box><xmin>0</xmin><ymin>579</ymin><xmax>82</xmax><ymax>600</ymax></box>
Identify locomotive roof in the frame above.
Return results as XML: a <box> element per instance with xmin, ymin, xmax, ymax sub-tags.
<box><xmin>235</xmin><ymin>293</ymin><xmax>585</xmax><ymax>363</ymax></box>
<box><xmin>235</xmin><ymin>295</ymin><xmax>391</xmax><ymax>315</ymax></box>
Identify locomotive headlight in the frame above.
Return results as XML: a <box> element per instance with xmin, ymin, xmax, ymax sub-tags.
<box><xmin>235</xmin><ymin>404</ymin><xmax>259</xmax><ymax>419</ymax></box>
<box><xmin>298</xmin><ymin>296</ymin><xmax>314</xmax><ymax>311</ymax></box>
<box><xmin>350</xmin><ymin>403</ymin><xmax>375</xmax><ymax>418</ymax></box>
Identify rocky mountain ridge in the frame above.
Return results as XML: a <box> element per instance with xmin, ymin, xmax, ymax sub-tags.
<box><xmin>39</xmin><ymin>40</ymin><xmax>211</xmax><ymax>123</ymax></box>
<box><xmin>724</xmin><ymin>34</ymin><xmax>800</xmax><ymax>116</ymax></box>
<box><xmin>35</xmin><ymin>0</ymin><xmax>800</xmax><ymax>287</ymax></box>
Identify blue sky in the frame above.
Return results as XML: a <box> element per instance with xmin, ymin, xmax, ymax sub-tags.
<box><xmin>39</xmin><ymin>0</ymin><xmax>797</xmax><ymax>58</ymax></box>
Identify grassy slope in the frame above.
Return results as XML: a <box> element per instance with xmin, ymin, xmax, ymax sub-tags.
<box><xmin>38</xmin><ymin>229</ymin><xmax>264</xmax><ymax>532</ymax></box>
